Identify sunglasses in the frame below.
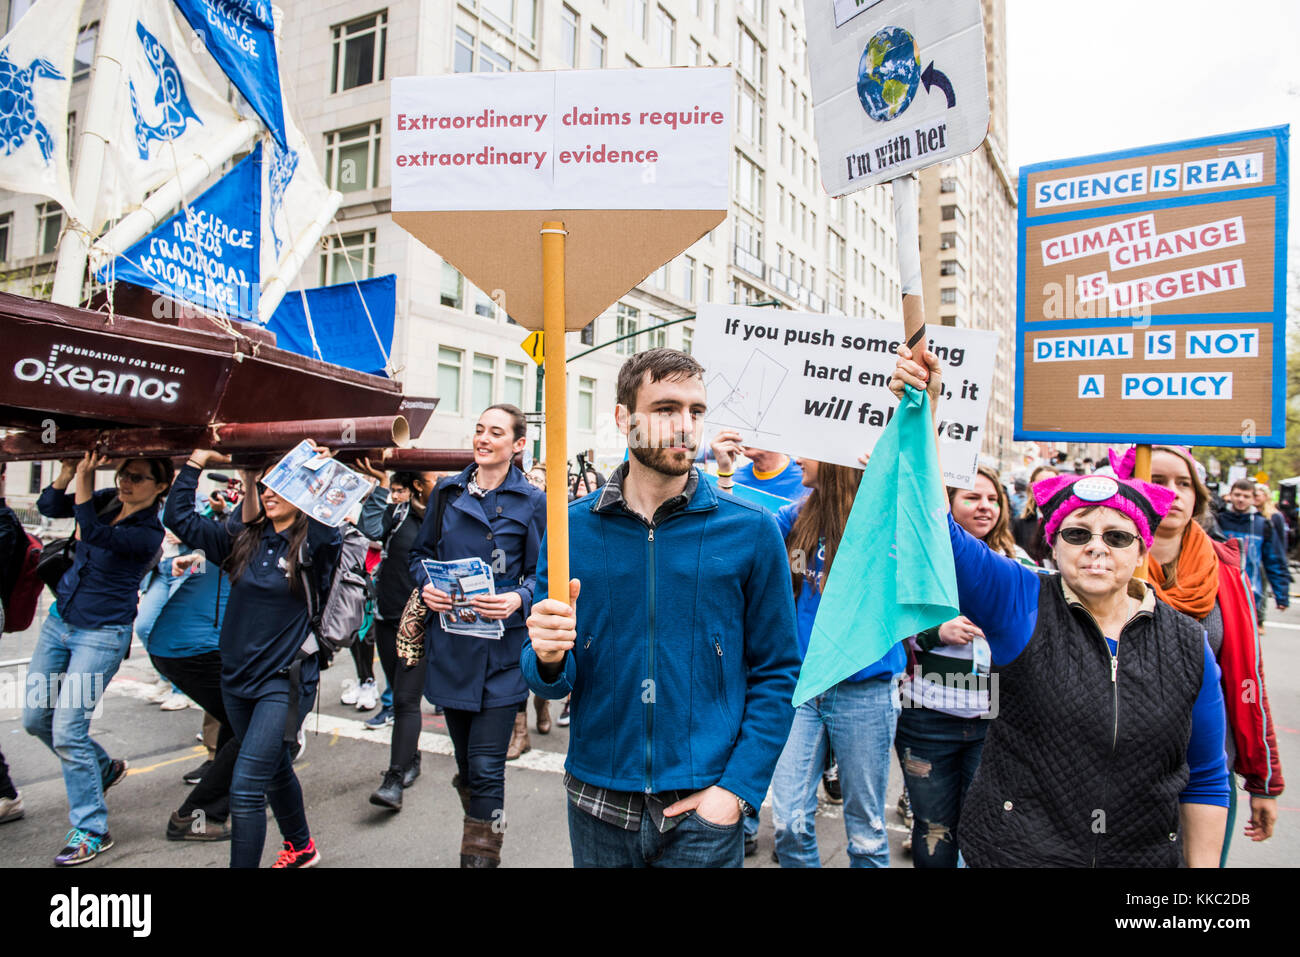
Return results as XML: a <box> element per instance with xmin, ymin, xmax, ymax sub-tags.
<box><xmin>1058</xmin><ymin>526</ymin><xmax>1139</xmax><ymax>549</ymax></box>
<box><xmin>117</xmin><ymin>470</ymin><xmax>155</xmax><ymax>485</ymax></box>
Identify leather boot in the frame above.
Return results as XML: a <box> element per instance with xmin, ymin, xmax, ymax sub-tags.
<box><xmin>451</xmin><ymin>773</ymin><xmax>472</xmax><ymax>814</ymax></box>
<box><xmin>460</xmin><ymin>815</ymin><xmax>503</xmax><ymax>868</ymax></box>
<box><xmin>505</xmin><ymin>711</ymin><xmax>530</xmax><ymax>760</ymax></box>
<box><xmin>534</xmin><ymin>695</ymin><xmax>551</xmax><ymax>734</ymax></box>
<box><xmin>369</xmin><ymin>768</ymin><xmax>404</xmax><ymax>811</ymax></box>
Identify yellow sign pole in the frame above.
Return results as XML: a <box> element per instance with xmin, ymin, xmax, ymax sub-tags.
<box><xmin>541</xmin><ymin>221</ymin><xmax>569</xmax><ymax>599</ymax></box>
<box><xmin>1133</xmin><ymin>443</ymin><xmax>1152</xmax><ymax>581</ymax></box>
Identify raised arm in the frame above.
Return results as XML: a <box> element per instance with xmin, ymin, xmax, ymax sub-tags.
<box><xmin>36</xmin><ymin>460</ymin><xmax>79</xmax><ymax>518</ymax></box>
<box><xmin>947</xmin><ymin>514</ymin><xmax>1041</xmax><ymax>666</ymax></box>
<box><xmin>164</xmin><ymin>453</ymin><xmax>235</xmax><ymax>563</ymax></box>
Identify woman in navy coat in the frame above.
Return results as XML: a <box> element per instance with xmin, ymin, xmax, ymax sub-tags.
<box><xmin>408</xmin><ymin>403</ymin><xmax>545</xmax><ymax>867</ymax></box>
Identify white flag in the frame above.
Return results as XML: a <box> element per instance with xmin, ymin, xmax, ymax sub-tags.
<box><xmin>260</xmin><ymin>108</ymin><xmax>336</xmax><ymax>293</ymax></box>
<box><xmin>93</xmin><ymin>1</ymin><xmax>250</xmax><ymax>232</ymax></box>
<box><xmin>0</xmin><ymin>0</ymin><xmax>81</xmax><ymax>215</ymax></box>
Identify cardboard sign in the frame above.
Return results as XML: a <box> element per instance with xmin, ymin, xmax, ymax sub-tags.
<box><xmin>804</xmin><ymin>0</ymin><xmax>989</xmax><ymax>196</ymax></box>
<box><xmin>390</xmin><ymin>68</ymin><xmax>730</xmax><ymax>330</ymax></box>
<box><xmin>1016</xmin><ymin>127</ymin><xmax>1289</xmax><ymax>447</ymax></box>
<box><xmin>694</xmin><ymin>305</ymin><xmax>997</xmax><ymax>487</ymax></box>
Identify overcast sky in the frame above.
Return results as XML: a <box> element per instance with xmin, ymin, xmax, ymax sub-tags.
<box><xmin>1006</xmin><ymin>0</ymin><xmax>1299</xmax><ymax>251</ymax></box>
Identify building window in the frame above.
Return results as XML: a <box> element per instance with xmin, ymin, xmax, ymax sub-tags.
<box><xmin>736</xmin><ymin>24</ymin><xmax>764</xmax><ymax>88</ymax></box>
<box><xmin>657</xmin><ymin>6</ymin><xmax>675</xmax><ymax>61</ymax></box>
<box><xmin>560</xmin><ymin>5</ymin><xmax>579</xmax><ymax>67</ymax></box>
<box><xmin>580</xmin><ymin>319</ymin><xmax>596</xmax><ymax>345</ymax></box>
<box><xmin>702</xmin><ymin>265</ymin><xmax>713</xmax><ymax>302</ymax></box>
<box><xmin>0</xmin><ymin>212</ymin><xmax>10</xmax><ymax>261</ymax></box>
<box><xmin>325</xmin><ymin>121</ymin><xmax>381</xmax><ymax>193</ymax></box>
<box><xmin>940</xmin><ymin>177</ymin><xmax>958</xmax><ymax>193</ymax></box>
<box><xmin>454</xmin><ymin>27</ymin><xmax>475</xmax><ymax>72</ymax></box>
<box><xmin>940</xmin><ymin>259</ymin><xmax>959</xmax><ymax>277</ymax></box>
<box><xmin>480</xmin><ymin>0</ymin><xmax>537</xmax><ymax>43</ymax></box>
<box><xmin>682</xmin><ymin>255</ymin><xmax>695</xmax><ymax>301</ymax></box>
<box><xmin>73</xmin><ymin>22</ymin><xmax>96</xmax><ymax>81</ymax></box>
<box><xmin>589</xmin><ymin>27</ymin><xmax>606</xmax><ymax>68</ymax></box>
<box><xmin>504</xmin><ymin>360</ymin><xmax>526</xmax><ymax>408</ymax></box>
<box><xmin>472</xmin><ymin>354</ymin><xmax>497</xmax><ymax>411</ymax></box>
<box><xmin>736</xmin><ymin>80</ymin><xmax>764</xmax><ymax>147</ymax></box>
<box><xmin>615</xmin><ymin>302</ymin><xmax>639</xmax><ymax>355</ymax></box>
<box><xmin>37</xmin><ymin>202</ymin><xmax>62</xmax><ymax>255</ymax></box>
<box><xmin>627</xmin><ymin>0</ymin><xmax>646</xmax><ymax>39</ymax></box>
<box><xmin>940</xmin><ymin>288</ymin><xmax>958</xmax><ymax>305</ymax></box>
<box><xmin>738</xmin><ymin>0</ymin><xmax>765</xmax><ymax>23</ymax></box>
<box><xmin>941</xmin><ymin>205</ymin><xmax>965</xmax><ymax>227</ymax></box>
<box><xmin>28</xmin><ymin>462</ymin><xmax>42</xmax><ymax>495</ymax></box>
<box><xmin>437</xmin><ymin>347</ymin><xmax>463</xmax><ymax>414</ymax></box>
<box><xmin>331</xmin><ymin>11</ymin><xmax>387</xmax><ymax>93</ymax></box>
<box><xmin>440</xmin><ymin>262</ymin><xmax>464</xmax><ymax>309</ymax></box>
<box><xmin>648</xmin><ymin>317</ymin><xmax>667</xmax><ymax>349</ymax></box>
<box><xmin>577</xmin><ymin>376</ymin><xmax>596</xmax><ymax>431</ymax></box>
<box><xmin>734</xmin><ymin>151</ymin><xmax>763</xmax><ymax>213</ymax></box>
<box><xmin>473</xmin><ymin>284</ymin><xmax>496</xmax><ymax>318</ymax></box>
<box><xmin>681</xmin><ymin>325</ymin><xmax>693</xmax><ymax>354</ymax></box>
<box><xmin>321</xmin><ymin>230</ymin><xmax>375</xmax><ymax>285</ymax></box>
<box><xmin>689</xmin><ymin>35</ymin><xmax>701</xmax><ymax>66</ymax></box>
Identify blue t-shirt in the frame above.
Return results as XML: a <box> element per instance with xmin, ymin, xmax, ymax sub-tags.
<box><xmin>735</xmin><ymin>458</ymin><xmax>807</xmax><ymax>502</ymax></box>
<box><xmin>775</xmin><ymin>499</ymin><xmax>905</xmax><ymax>682</ymax></box>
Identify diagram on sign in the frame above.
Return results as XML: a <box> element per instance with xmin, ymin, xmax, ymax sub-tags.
<box><xmin>856</xmin><ymin>26</ymin><xmax>956</xmax><ymax>122</ymax></box>
<box><xmin>706</xmin><ymin>349</ymin><xmax>787</xmax><ymax>435</ymax></box>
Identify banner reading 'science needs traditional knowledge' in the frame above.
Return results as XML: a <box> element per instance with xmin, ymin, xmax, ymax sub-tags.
<box><xmin>1016</xmin><ymin>126</ymin><xmax>1290</xmax><ymax>447</ymax></box>
<box><xmin>694</xmin><ymin>305</ymin><xmax>997</xmax><ymax>488</ymax></box>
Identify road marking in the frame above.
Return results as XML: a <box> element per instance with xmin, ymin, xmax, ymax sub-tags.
<box><xmin>302</xmin><ymin>710</ymin><xmax>571</xmax><ymax>775</ymax></box>
<box><xmin>126</xmin><ymin>747</ymin><xmax>207</xmax><ymax>776</ymax></box>
<box><xmin>1262</xmin><ymin>621</ymin><xmax>1300</xmax><ymax>632</ymax></box>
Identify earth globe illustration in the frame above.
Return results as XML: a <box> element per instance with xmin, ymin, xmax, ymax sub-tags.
<box><xmin>856</xmin><ymin>26</ymin><xmax>921</xmax><ymax>121</ymax></box>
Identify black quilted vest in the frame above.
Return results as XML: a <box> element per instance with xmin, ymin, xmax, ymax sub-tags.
<box><xmin>961</xmin><ymin>575</ymin><xmax>1205</xmax><ymax>868</ymax></box>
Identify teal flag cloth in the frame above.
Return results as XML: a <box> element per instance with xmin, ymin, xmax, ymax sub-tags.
<box><xmin>793</xmin><ymin>386</ymin><xmax>960</xmax><ymax>707</ymax></box>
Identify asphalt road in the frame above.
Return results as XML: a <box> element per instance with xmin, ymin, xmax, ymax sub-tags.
<box><xmin>1</xmin><ymin>590</ymin><xmax>1296</xmax><ymax>868</ymax></box>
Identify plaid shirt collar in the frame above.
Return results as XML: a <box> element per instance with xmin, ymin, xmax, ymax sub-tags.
<box><xmin>593</xmin><ymin>462</ymin><xmax>699</xmax><ymax>526</ymax></box>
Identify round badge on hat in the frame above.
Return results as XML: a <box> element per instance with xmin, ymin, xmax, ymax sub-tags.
<box><xmin>1074</xmin><ymin>476</ymin><xmax>1119</xmax><ymax>502</ymax></box>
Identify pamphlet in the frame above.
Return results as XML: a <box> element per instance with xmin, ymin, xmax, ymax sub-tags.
<box><xmin>261</xmin><ymin>440</ymin><xmax>375</xmax><ymax>528</ymax></box>
<box><xmin>421</xmin><ymin>557</ymin><xmax>505</xmax><ymax>639</ymax></box>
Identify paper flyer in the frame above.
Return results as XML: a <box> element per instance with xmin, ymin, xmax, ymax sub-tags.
<box><xmin>421</xmin><ymin>557</ymin><xmax>505</xmax><ymax>639</ymax></box>
<box><xmin>260</xmin><ymin>441</ymin><xmax>375</xmax><ymax>527</ymax></box>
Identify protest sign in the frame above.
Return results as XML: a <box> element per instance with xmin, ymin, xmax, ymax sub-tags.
<box><xmin>804</xmin><ymin>0</ymin><xmax>990</xmax><ymax>197</ymax></box>
<box><xmin>694</xmin><ymin>305</ymin><xmax>997</xmax><ymax>488</ymax></box>
<box><xmin>1016</xmin><ymin>126</ymin><xmax>1289</xmax><ymax>447</ymax></box>
<box><xmin>261</xmin><ymin>441</ymin><xmax>375</xmax><ymax>527</ymax></box>
<box><xmin>390</xmin><ymin>67</ymin><xmax>730</xmax><ymax>331</ymax></box>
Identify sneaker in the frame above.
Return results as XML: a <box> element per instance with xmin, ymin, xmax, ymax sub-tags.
<box><xmin>182</xmin><ymin>760</ymin><xmax>213</xmax><ymax>786</ymax></box>
<box><xmin>146</xmin><ymin>680</ymin><xmax>172</xmax><ymax>704</ymax></box>
<box><xmin>340</xmin><ymin>677</ymin><xmax>359</xmax><ymax>706</ymax></box>
<box><xmin>166</xmin><ymin>810</ymin><xmax>231</xmax><ymax>842</ymax></box>
<box><xmin>54</xmin><ymin>828</ymin><xmax>113</xmax><ymax>866</ymax></box>
<box><xmin>556</xmin><ymin>700</ymin><xmax>571</xmax><ymax>727</ymax></box>
<box><xmin>272</xmin><ymin>837</ymin><xmax>320</xmax><ymax>868</ymax></box>
<box><xmin>821</xmin><ymin>762</ymin><xmax>842</xmax><ymax>805</ymax></box>
<box><xmin>897</xmin><ymin>789</ymin><xmax>913</xmax><ymax>827</ymax></box>
<box><xmin>290</xmin><ymin>729</ymin><xmax>306</xmax><ymax>763</ymax></box>
<box><xmin>369</xmin><ymin>769</ymin><xmax>404</xmax><ymax>811</ymax></box>
<box><xmin>355</xmin><ymin>678</ymin><xmax>379</xmax><ymax>711</ymax></box>
<box><xmin>102</xmin><ymin>758</ymin><xmax>128</xmax><ymax>792</ymax></box>
<box><xmin>0</xmin><ymin>791</ymin><xmax>23</xmax><ymax>824</ymax></box>
<box><xmin>364</xmin><ymin>706</ymin><xmax>394</xmax><ymax>730</ymax></box>
<box><xmin>402</xmin><ymin>752</ymin><xmax>422</xmax><ymax>789</ymax></box>
<box><xmin>159</xmin><ymin>691</ymin><xmax>190</xmax><ymax>711</ymax></box>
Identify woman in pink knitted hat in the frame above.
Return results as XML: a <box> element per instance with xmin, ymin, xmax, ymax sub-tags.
<box><xmin>890</xmin><ymin>346</ymin><xmax>1229</xmax><ymax>867</ymax></box>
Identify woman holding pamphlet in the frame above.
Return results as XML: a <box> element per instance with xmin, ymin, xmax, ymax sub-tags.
<box><xmin>166</xmin><ymin>444</ymin><xmax>342</xmax><ymax>868</ymax></box>
<box><xmin>408</xmin><ymin>404</ymin><xmax>546</xmax><ymax>867</ymax></box>
<box><xmin>890</xmin><ymin>346</ymin><xmax>1230</xmax><ymax>867</ymax></box>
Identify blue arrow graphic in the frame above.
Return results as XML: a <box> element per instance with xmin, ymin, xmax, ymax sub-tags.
<box><xmin>921</xmin><ymin>61</ymin><xmax>956</xmax><ymax>108</ymax></box>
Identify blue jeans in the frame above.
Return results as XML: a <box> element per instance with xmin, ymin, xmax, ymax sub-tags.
<box><xmin>894</xmin><ymin>705</ymin><xmax>987</xmax><ymax>868</ymax></box>
<box><xmin>771</xmin><ymin>676</ymin><xmax>900</xmax><ymax>868</ymax></box>
<box><xmin>567</xmin><ymin>800</ymin><xmax>744</xmax><ymax>868</ymax></box>
<box><xmin>222</xmin><ymin>680</ymin><xmax>316</xmax><ymax>868</ymax></box>
<box><xmin>22</xmin><ymin>613</ymin><xmax>132</xmax><ymax>834</ymax></box>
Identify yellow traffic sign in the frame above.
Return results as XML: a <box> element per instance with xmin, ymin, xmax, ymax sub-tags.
<box><xmin>521</xmin><ymin>331</ymin><xmax>544</xmax><ymax>365</ymax></box>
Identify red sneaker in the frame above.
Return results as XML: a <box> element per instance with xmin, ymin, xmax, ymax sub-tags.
<box><xmin>272</xmin><ymin>838</ymin><xmax>320</xmax><ymax>868</ymax></box>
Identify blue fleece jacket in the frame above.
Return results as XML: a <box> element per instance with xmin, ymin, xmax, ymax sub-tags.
<box><xmin>1217</xmin><ymin>507</ymin><xmax>1290</xmax><ymax>605</ymax></box>
<box><xmin>521</xmin><ymin>469</ymin><xmax>800</xmax><ymax>810</ymax></box>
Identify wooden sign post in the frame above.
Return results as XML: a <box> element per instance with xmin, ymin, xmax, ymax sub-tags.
<box><xmin>540</xmin><ymin>221</ymin><xmax>569</xmax><ymax>592</ymax></box>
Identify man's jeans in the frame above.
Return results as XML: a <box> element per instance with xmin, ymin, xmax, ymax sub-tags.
<box><xmin>893</xmin><ymin>705</ymin><xmax>987</xmax><ymax>868</ymax></box>
<box><xmin>567</xmin><ymin>800</ymin><xmax>744</xmax><ymax>868</ymax></box>
<box><xmin>771</xmin><ymin>676</ymin><xmax>900</xmax><ymax>868</ymax></box>
<box><xmin>223</xmin><ymin>681</ymin><xmax>316</xmax><ymax>868</ymax></box>
<box><xmin>23</xmin><ymin>613</ymin><xmax>132</xmax><ymax>834</ymax></box>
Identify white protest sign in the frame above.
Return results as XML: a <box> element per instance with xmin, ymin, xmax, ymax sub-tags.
<box><xmin>391</xmin><ymin>68</ymin><xmax>731</xmax><ymax>212</ymax></box>
<box><xmin>694</xmin><ymin>305</ymin><xmax>998</xmax><ymax>488</ymax></box>
<box><xmin>804</xmin><ymin>0</ymin><xmax>989</xmax><ymax>196</ymax></box>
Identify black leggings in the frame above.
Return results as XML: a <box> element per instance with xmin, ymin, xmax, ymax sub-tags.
<box><xmin>374</xmin><ymin>618</ymin><xmax>397</xmax><ymax>694</ymax></box>
<box><xmin>443</xmin><ymin>704</ymin><xmax>517</xmax><ymax>820</ymax></box>
<box><xmin>151</xmin><ymin>651</ymin><xmax>235</xmax><ymax>822</ymax></box>
<box><xmin>389</xmin><ymin>655</ymin><xmax>426</xmax><ymax>773</ymax></box>
<box><xmin>349</xmin><ymin>630</ymin><xmax>376</xmax><ymax>684</ymax></box>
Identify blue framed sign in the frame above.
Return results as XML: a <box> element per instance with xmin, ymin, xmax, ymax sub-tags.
<box><xmin>1014</xmin><ymin>126</ymin><xmax>1289</xmax><ymax>448</ymax></box>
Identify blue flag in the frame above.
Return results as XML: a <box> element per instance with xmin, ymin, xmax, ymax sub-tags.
<box><xmin>173</xmin><ymin>0</ymin><xmax>287</xmax><ymax>150</ymax></box>
<box><xmin>793</xmin><ymin>386</ymin><xmax>960</xmax><ymax>707</ymax></box>
<box><xmin>98</xmin><ymin>145</ymin><xmax>261</xmax><ymax>318</ymax></box>
<box><xmin>266</xmin><ymin>275</ymin><xmax>396</xmax><ymax>376</ymax></box>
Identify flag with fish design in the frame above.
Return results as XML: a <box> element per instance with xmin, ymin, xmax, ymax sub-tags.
<box><xmin>0</xmin><ymin>0</ymin><xmax>80</xmax><ymax>214</ymax></box>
